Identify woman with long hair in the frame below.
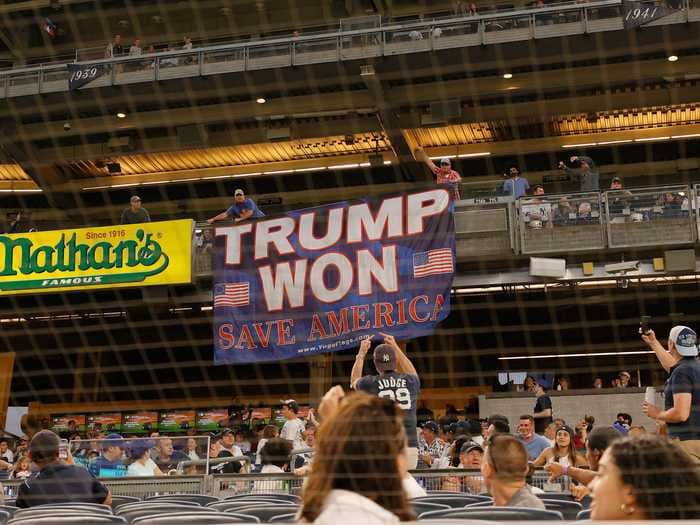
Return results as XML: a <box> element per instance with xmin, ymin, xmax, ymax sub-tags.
<box><xmin>590</xmin><ymin>434</ymin><xmax>700</xmax><ymax>519</ymax></box>
<box><xmin>532</xmin><ymin>425</ymin><xmax>586</xmax><ymax>467</ymax></box>
<box><xmin>299</xmin><ymin>388</ymin><xmax>414</xmax><ymax>524</ymax></box>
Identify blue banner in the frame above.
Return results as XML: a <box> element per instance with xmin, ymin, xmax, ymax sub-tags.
<box><xmin>213</xmin><ymin>188</ymin><xmax>455</xmax><ymax>364</ymax></box>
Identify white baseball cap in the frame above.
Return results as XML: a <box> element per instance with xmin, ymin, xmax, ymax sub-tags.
<box><xmin>669</xmin><ymin>325</ymin><xmax>698</xmax><ymax>357</ymax></box>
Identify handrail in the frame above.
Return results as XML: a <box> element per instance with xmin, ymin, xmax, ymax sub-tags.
<box><xmin>0</xmin><ymin>0</ymin><xmax>624</xmax><ymax>77</ymax></box>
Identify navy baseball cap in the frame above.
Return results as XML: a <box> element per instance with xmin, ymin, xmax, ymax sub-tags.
<box><xmin>669</xmin><ymin>326</ymin><xmax>698</xmax><ymax>357</ymax></box>
<box><xmin>423</xmin><ymin>421</ymin><xmax>439</xmax><ymax>433</ymax></box>
<box><xmin>373</xmin><ymin>344</ymin><xmax>397</xmax><ymax>373</ymax></box>
<box><xmin>460</xmin><ymin>441</ymin><xmax>483</xmax><ymax>455</ymax></box>
<box><xmin>104</xmin><ymin>434</ymin><xmax>126</xmax><ymax>449</ymax></box>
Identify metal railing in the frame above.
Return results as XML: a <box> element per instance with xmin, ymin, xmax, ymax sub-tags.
<box><xmin>2</xmin><ymin>0</ymin><xmax>697</xmax><ymax>99</ymax></box>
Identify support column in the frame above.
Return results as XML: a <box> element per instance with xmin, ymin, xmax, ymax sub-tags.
<box><xmin>0</xmin><ymin>352</ymin><xmax>16</xmax><ymax>430</ymax></box>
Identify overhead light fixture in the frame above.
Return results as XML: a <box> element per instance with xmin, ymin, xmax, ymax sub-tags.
<box><xmin>597</xmin><ymin>139</ymin><xmax>633</xmax><ymax>145</ymax></box>
<box><xmin>498</xmin><ymin>350</ymin><xmax>654</xmax><ymax>360</ymax></box>
<box><xmin>458</xmin><ymin>152</ymin><xmax>491</xmax><ymax>158</ymax></box>
<box><xmin>201</xmin><ymin>306</ymin><xmax>213</xmax><ymax>311</ymax></box>
<box><xmin>634</xmin><ymin>136</ymin><xmax>670</xmax><ymax>142</ymax></box>
<box><xmin>671</xmin><ymin>133</ymin><xmax>700</xmax><ymax>139</ymax></box>
<box><xmin>116</xmin><ymin>112</ymin><xmax>126</xmax><ymax>119</ymax></box>
<box><xmin>668</xmin><ymin>55</ymin><xmax>678</xmax><ymax>62</ymax></box>
<box><xmin>503</xmin><ymin>73</ymin><xmax>513</xmax><ymax>79</ymax></box>
<box><xmin>256</xmin><ymin>98</ymin><xmax>266</xmax><ymax>104</ymax></box>
<box><xmin>561</xmin><ymin>143</ymin><xmax>597</xmax><ymax>148</ymax></box>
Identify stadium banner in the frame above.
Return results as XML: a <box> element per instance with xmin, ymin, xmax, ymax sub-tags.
<box><xmin>0</xmin><ymin>219</ymin><xmax>193</xmax><ymax>295</ymax></box>
<box><xmin>67</xmin><ymin>63</ymin><xmax>109</xmax><ymax>90</ymax></box>
<box><xmin>213</xmin><ymin>188</ymin><xmax>455</xmax><ymax>364</ymax></box>
<box><xmin>622</xmin><ymin>0</ymin><xmax>677</xmax><ymax>28</ymax></box>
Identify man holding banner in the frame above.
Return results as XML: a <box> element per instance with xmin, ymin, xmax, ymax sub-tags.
<box><xmin>351</xmin><ymin>332</ymin><xmax>421</xmax><ymax>469</ymax></box>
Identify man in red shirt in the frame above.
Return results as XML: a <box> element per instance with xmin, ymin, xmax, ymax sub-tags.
<box><xmin>415</xmin><ymin>146</ymin><xmax>462</xmax><ymax>200</ymax></box>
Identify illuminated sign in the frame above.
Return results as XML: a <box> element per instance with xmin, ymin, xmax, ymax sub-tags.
<box><xmin>0</xmin><ymin>220</ymin><xmax>193</xmax><ymax>295</ymax></box>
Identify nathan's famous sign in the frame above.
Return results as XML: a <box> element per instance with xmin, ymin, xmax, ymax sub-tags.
<box><xmin>0</xmin><ymin>220</ymin><xmax>193</xmax><ymax>295</ymax></box>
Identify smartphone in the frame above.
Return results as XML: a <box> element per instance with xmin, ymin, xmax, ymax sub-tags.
<box><xmin>59</xmin><ymin>439</ymin><xmax>68</xmax><ymax>460</ymax></box>
<box><xmin>639</xmin><ymin>315</ymin><xmax>651</xmax><ymax>335</ymax></box>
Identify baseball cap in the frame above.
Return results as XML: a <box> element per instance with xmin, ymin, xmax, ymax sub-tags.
<box><xmin>130</xmin><ymin>195</ymin><xmax>141</xmax><ymax>202</ymax></box>
<box><xmin>440</xmin><ymin>157</ymin><xmax>451</xmax><ymax>166</ymax></box>
<box><xmin>128</xmin><ymin>439</ymin><xmax>154</xmax><ymax>459</ymax></box>
<box><xmin>104</xmin><ymin>433</ymin><xmax>126</xmax><ymax>448</ymax></box>
<box><xmin>221</xmin><ymin>428</ymin><xmax>235</xmax><ymax>436</ymax></box>
<box><xmin>618</xmin><ymin>370</ymin><xmax>631</xmax><ymax>379</ymax></box>
<box><xmin>280</xmin><ymin>399</ymin><xmax>299</xmax><ymax>413</ymax></box>
<box><xmin>423</xmin><ymin>421</ymin><xmax>439</xmax><ymax>433</ymax></box>
<box><xmin>669</xmin><ymin>325</ymin><xmax>699</xmax><ymax>357</ymax></box>
<box><xmin>460</xmin><ymin>441</ymin><xmax>483</xmax><ymax>455</ymax></box>
<box><xmin>611</xmin><ymin>176</ymin><xmax>622</xmax><ymax>183</ymax></box>
<box><xmin>234</xmin><ymin>189</ymin><xmax>244</xmax><ymax>196</ymax></box>
<box><xmin>373</xmin><ymin>344</ymin><xmax>397</xmax><ymax>373</ymax></box>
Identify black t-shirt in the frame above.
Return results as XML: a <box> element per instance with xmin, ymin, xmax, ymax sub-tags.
<box><xmin>16</xmin><ymin>464</ymin><xmax>109</xmax><ymax>508</ymax></box>
<box><xmin>355</xmin><ymin>372</ymin><xmax>421</xmax><ymax>447</ymax></box>
<box><xmin>156</xmin><ymin>450</ymin><xmax>189</xmax><ymax>472</ymax></box>
<box><xmin>534</xmin><ymin>394</ymin><xmax>553</xmax><ymax>434</ymax></box>
<box><xmin>664</xmin><ymin>357</ymin><xmax>700</xmax><ymax>441</ymax></box>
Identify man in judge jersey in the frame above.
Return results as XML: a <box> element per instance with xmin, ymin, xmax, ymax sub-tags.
<box><xmin>351</xmin><ymin>333</ymin><xmax>421</xmax><ymax>469</ymax></box>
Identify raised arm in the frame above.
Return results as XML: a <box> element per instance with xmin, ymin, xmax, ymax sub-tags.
<box><xmin>415</xmin><ymin>146</ymin><xmax>438</xmax><ymax>173</ymax></box>
<box><xmin>380</xmin><ymin>332</ymin><xmax>418</xmax><ymax>376</ymax></box>
<box><xmin>350</xmin><ymin>336</ymin><xmax>372</xmax><ymax>388</ymax></box>
<box><xmin>641</xmin><ymin>329</ymin><xmax>676</xmax><ymax>373</ymax></box>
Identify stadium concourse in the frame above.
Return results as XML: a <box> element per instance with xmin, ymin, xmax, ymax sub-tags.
<box><xmin>0</xmin><ymin>0</ymin><xmax>699</xmax><ymax>523</ymax></box>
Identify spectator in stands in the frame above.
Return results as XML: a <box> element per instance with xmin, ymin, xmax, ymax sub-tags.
<box><xmin>418</xmin><ymin>420</ymin><xmax>445</xmax><ymax>468</ymax></box>
<box><xmin>532</xmin><ymin>425</ymin><xmax>586</xmax><ymax>467</ymax></box>
<box><xmin>121</xmin><ymin>195</ymin><xmax>151</xmax><ymax>224</ymax></box>
<box><xmin>589</xmin><ymin>434</ymin><xmax>700</xmax><ymax>519</ymax></box>
<box><xmin>611</xmin><ymin>377</ymin><xmax>622</xmax><ymax>388</ymax></box>
<box><xmin>468</xmin><ymin>2</ymin><xmax>478</xmax><ymax>15</ymax></box>
<box><xmin>516</xmin><ymin>415</ymin><xmax>550</xmax><ymax>460</ymax></box>
<box><xmin>593</xmin><ymin>377</ymin><xmax>603</xmax><ymax>389</ymax></box>
<box><xmin>352</xmin><ymin>333</ymin><xmax>421</xmax><ymax>469</ymax></box>
<box><xmin>628</xmin><ymin>425</ymin><xmax>646</xmax><ymax>436</ymax></box>
<box><xmin>553</xmin><ymin>197</ymin><xmax>574</xmax><ymax>226</ymax></box>
<box><xmin>442</xmin><ymin>436</ymin><xmax>482</xmax><ymax>492</ymax></box>
<box><xmin>533</xmin><ymin>383</ymin><xmax>553</xmax><ymax>434</ymax></box>
<box><xmin>502</xmin><ymin>166</ymin><xmax>530</xmax><ymax>198</ymax></box>
<box><xmin>532</xmin><ymin>184</ymin><xmax>545</xmax><ymax>197</ymax></box>
<box><xmin>219</xmin><ymin>428</ymin><xmax>244</xmax><ymax>457</ymax></box>
<box><xmin>618</xmin><ymin>370</ymin><xmax>633</xmax><ymax>388</ymax></box>
<box><xmin>0</xmin><ymin>440</ymin><xmax>14</xmax><ymax>464</ymax></box>
<box><xmin>185</xmin><ymin>437</ymin><xmax>199</xmax><ymax>461</ymax></box>
<box><xmin>16</xmin><ymin>430</ymin><xmax>111</xmax><ymax>508</ymax></box>
<box><xmin>610</xmin><ymin>176</ymin><xmax>623</xmax><ymax>190</ymax></box>
<box><xmin>154</xmin><ymin>437</ymin><xmax>188</xmax><ymax>473</ymax></box>
<box><xmin>408</xmin><ymin>29</ymin><xmax>423</xmax><ymax>40</ymax></box>
<box><xmin>559</xmin><ymin>155</ymin><xmax>599</xmax><ymax>191</ymax></box>
<box><xmin>90</xmin><ymin>434</ymin><xmax>127</xmax><ymax>477</ymax></box>
<box><xmin>486</xmin><ymin>414</ymin><xmax>510</xmax><ymax>440</ymax></box>
<box><xmin>255</xmin><ymin>424</ymin><xmax>279</xmax><ymax>465</ymax></box>
<box><xmin>6</xmin><ymin>211</ymin><xmax>29</xmax><ymax>233</ymax></box>
<box><xmin>208</xmin><ymin>188</ymin><xmax>265</xmax><ymax>224</ymax></box>
<box><xmin>299</xmin><ymin>388</ymin><xmax>414</xmax><ymax>523</ymax></box>
<box><xmin>416</xmin><ymin>402</ymin><xmax>434</xmax><ymax>427</ymax></box>
<box><xmin>616</xmin><ymin>413</ymin><xmax>632</xmax><ymax>429</ymax></box>
<box><xmin>105</xmin><ymin>33</ymin><xmax>123</xmax><ymax>58</ymax></box>
<box><xmin>127</xmin><ymin>440</ymin><xmax>163</xmax><ymax>476</ymax></box>
<box><xmin>544</xmin><ymin>422</ymin><xmax>557</xmax><ymax>443</ymax></box>
<box><xmin>524</xmin><ymin>375</ymin><xmax>536</xmax><ymax>392</ymax></box>
<box><xmin>128</xmin><ymin>38</ymin><xmax>142</xmax><ymax>56</ymax></box>
<box><xmin>642</xmin><ymin>325</ymin><xmax>700</xmax><ymax>462</ymax></box>
<box><xmin>547</xmin><ymin>426</ymin><xmax>620</xmax><ymax>501</ymax></box>
<box><xmin>280</xmin><ymin>399</ymin><xmax>307</xmax><ymax>451</ymax></box>
<box><xmin>482</xmin><ymin>434</ymin><xmax>545</xmax><ymax>509</ymax></box>
<box><xmin>12</xmin><ymin>456</ymin><xmax>31</xmax><ymax>479</ymax></box>
<box><xmin>556</xmin><ymin>376</ymin><xmax>571</xmax><ymax>390</ymax></box>
<box><xmin>252</xmin><ymin>438</ymin><xmax>293</xmax><ymax>493</ymax></box>
<box><xmin>182</xmin><ymin>35</ymin><xmax>193</xmax><ymax>50</ymax></box>
<box><xmin>414</xmin><ymin>146</ymin><xmax>462</xmax><ymax>200</ymax></box>
<box><xmin>234</xmin><ymin>430</ymin><xmax>251</xmax><ymax>453</ymax></box>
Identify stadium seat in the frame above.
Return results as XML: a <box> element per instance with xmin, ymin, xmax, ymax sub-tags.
<box><xmin>540</xmin><ymin>499</ymin><xmax>583</xmax><ymax>520</ymax></box>
<box><xmin>0</xmin><ymin>507</ymin><xmax>17</xmax><ymax>517</ymax></box>
<box><xmin>130</xmin><ymin>512</ymin><xmax>259</xmax><ymax>525</ymax></box>
<box><xmin>268</xmin><ymin>513</ymin><xmax>297</xmax><ymax>523</ymax></box>
<box><xmin>111</xmin><ymin>496</ymin><xmax>142</xmax><ymax>509</ymax></box>
<box><xmin>412</xmin><ymin>501</ymin><xmax>451</xmax><ymax>516</ymax></box>
<box><xmin>116</xmin><ymin>501</ymin><xmax>200</xmax><ymax>513</ymax></box>
<box><xmin>144</xmin><ymin>495</ymin><xmax>219</xmax><ymax>506</ymax></box>
<box><xmin>226</xmin><ymin>504</ymin><xmax>299</xmax><ymax>522</ymax></box>
<box><xmin>11</xmin><ymin>509</ymin><xmax>113</xmax><ymax>520</ymax></box>
<box><xmin>208</xmin><ymin>500</ymin><xmax>292</xmax><ymax>512</ymax></box>
<box><xmin>464</xmin><ymin>501</ymin><xmax>493</xmax><ymax>508</ymax></box>
<box><xmin>0</xmin><ymin>510</ymin><xmax>10</xmax><ymax>525</ymax></box>
<box><xmin>576</xmin><ymin>509</ymin><xmax>591</xmax><ymax>520</ymax></box>
<box><xmin>15</xmin><ymin>503</ymin><xmax>112</xmax><ymax>514</ymax></box>
<box><xmin>418</xmin><ymin>506</ymin><xmax>564</xmax><ymax>520</ymax></box>
<box><xmin>224</xmin><ymin>493</ymin><xmax>300</xmax><ymax>503</ymax></box>
<box><xmin>116</xmin><ymin>504</ymin><xmax>219</xmax><ymax>523</ymax></box>
<box><xmin>535</xmin><ymin>493</ymin><xmax>574</xmax><ymax>501</ymax></box>
<box><xmin>412</xmin><ymin>495</ymin><xmax>492</xmax><ymax>508</ymax></box>
<box><xmin>7</xmin><ymin>516</ymin><xmax>126</xmax><ymax>525</ymax></box>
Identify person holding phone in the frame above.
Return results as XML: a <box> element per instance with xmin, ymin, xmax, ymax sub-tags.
<box><xmin>642</xmin><ymin>325</ymin><xmax>700</xmax><ymax>463</ymax></box>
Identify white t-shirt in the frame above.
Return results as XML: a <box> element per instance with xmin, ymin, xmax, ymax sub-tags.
<box><xmin>128</xmin><ymin>458</ymin><xmax>159</xmax><ymax>476</ymax></box>
<box><xmin>281</xmin><ymin>418</ymin><xmax>306</xmax><ymax>450</ymax></box>
<box><xmin>221</xmin><ymin>445</ymin><xmax>243</xmax><ymax>457</ymax></box>
<box><xmin>255</xmin><ymin>438</ymin><xmax>268</xmax><ymax>465</ymax></box>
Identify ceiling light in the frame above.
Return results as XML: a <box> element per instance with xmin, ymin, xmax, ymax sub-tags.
<box><xmin>671</xmin><ymin>133</ymin><xmax>700</xmax><ymax>139</ymax></box>
<box><xmin>596</xmin><ymin>139</ymin><xmax>633</xmax><ymax>145</ymax></box>
<box><xmin>327</xmin><ymin>163</ymin><xmax>359</xmax><ymax>170</ymax></box>
<box><xmin>668</xmin><ymin>55</ymin><xmax>678</xmax><ymax>62</ymax></box>
<box><xmin>458</xmin><ymin>152</ymin><xmax>491</xmax><ymax>158</ymax></box>
<box><xmin>295</xmin><ymin>167</ymin><xmax>326</xmax><ymax>172</ymax></box>
<box><xmin>116</xmin><ymin>112</ymin><xmax>126</xmax><ymax>119</ymax></box>
<box><xmin>561</xmin><ymin>143</ymin><xmax>596</xmax><ymax>148</ymax></box>
<box><xmin>634</xmin><ymin>136</ymin><xmax>670</xmax><ymax>142</ymax></box>
<box><xmin>256</xmin><ymin>98</ymin><xmax>266</xmax><ymax>104</ymax></box>
<box><xmin>503</xmin><ymin>73</ymin><xmax>513</xmax><ymax>79</ymax></box>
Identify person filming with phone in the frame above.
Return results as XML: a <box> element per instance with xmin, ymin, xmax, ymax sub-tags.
<box><xmin>16</xmin><ymin>430</ymin><xmax>112</xmax><ymax>508</ymax></box>
<box><xmin>641</xmin><ymin>323</ymin><xmax>700</xmax><ymax>463</ymax></box>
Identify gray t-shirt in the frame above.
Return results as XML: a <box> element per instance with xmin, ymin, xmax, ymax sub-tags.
<box><xmin>121</xmin><ymin>207</ymin><xmax>151</xmax><ymax>224</ymax></box>
<box><xmin>506</xmin><ymin>486</ymin><xmax>546</xmax><ymax>509</ymax></box>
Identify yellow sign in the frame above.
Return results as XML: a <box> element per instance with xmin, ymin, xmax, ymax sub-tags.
<box><xmin>0</xmin><ymin>220</ymin><xmax>193</xmax><ymax>295</ymax></box>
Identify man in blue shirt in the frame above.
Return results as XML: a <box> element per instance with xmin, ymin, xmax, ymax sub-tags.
<box><xmin>502</xmin><ymin>166</ymin><xmax>530</xmax><ymax>198</ymax></box>
<box><xmin>207</xmin><ymin>189</ymin><xmax>265</xmax><ymax>224</ymax></box>
<box><xmin>516</xmin><ymin>414</ymin><xmax>551</xmax><ymax>460</ymax></box>
<box><xmin>89</xmin><ymin>434</ymin><xmax>128</xmax><ymax>478</ymax></box>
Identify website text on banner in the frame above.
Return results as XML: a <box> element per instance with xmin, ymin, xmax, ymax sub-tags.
<box><xmin>213</xmin><ymin>188</ymin><xmax>456</xmax><ymax>364</ymax></box>
<box><xmin>0</xmin><ymin>219</ymin><xmax>193</xmax><ymax>295</ymax></box>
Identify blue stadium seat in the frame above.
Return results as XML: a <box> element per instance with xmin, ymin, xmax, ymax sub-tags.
<box><xmin>576</xmin><ymin>509</ymin><xmax>591</xmax><ymax>520</ymax></box>
<box><xmin>412</xmin><ymin>501</ymin><xmax>451</xmax><ymax>516</ymax></box>
<box><xmin>226</xmin><ymin>504</ymin><xmax>299</xmax><ymax>522</ymax></box>
<box><xmin>412</xmin><ymin>495</ymin><xmax>493</xmax><ymax>508</ymax></box>
<box><xmin>144</xmin><ymin>494</ymin><xmax>219</xmax><ymax>506</ymax></box>
<box><xmin>130</xmin><ymin>514</ymin><xmax>258</xmax><ymax>525</ymax></box>
<box><xmin>268</xmin><ymin>513</ymin><xmax>297</xmax><ymax>522</ymax></box>
<box><xmin>224</xmin><ymin>493</ymin><xmax>300</xmax><ymax>503</ymax></box>
<box><xmin>540</xmin><ymin>499</ymin><xmax>582</xmax><ymax>520</ymax></box>
<box><xmin>7</xmin><ymin>516</ymin><xmax>126</xmax><ymax>525</ymax></box>
<box><xmin>110</xmin><ymin>496</ymin><xmax>141</xmax><ymax>509</ymax></box>
<box><xmin>419</xmin><ymin>506</ymin><xmax>564</xmax><ymax>520</ymax></box>
<box><xmin>208</xmin><ymin>500</ymin><xmax>292</xmax><ymax>512</ymax></box>
<box><xmin>116</xmin><ymin>504</ymin><xmax>219</xmax><ymax>523</ymax></box>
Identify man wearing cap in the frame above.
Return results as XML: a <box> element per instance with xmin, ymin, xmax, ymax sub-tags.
<box><xmin>280</xmin><ymin>400</ymin><xmax>307</xmax><ymax>451</ymax></box>
<box><xmin>642</xmin><ymin>325</ymin><xmax>700</xmax><ymax>462</ymax></box>
<box><xmin>90</xmin><ymin>433</ymin><xmax>128</xmax><ymax>478</ymax></box>
<box><xmin>351</xmin><ymin>332</ymin><xmax>421</xmax><ymax>469</ymax></box>
<box><xmin>121</xmin><ymin>195</ymin><xmax>151</xmax><ymax>224</ymax></box>
<box><xmin>559</xmin><ymin>155</ymin><xmax>599</xmax><ymax>191</ymax></box>
<box><xmin>459</xmin><ymin>441</ymin><xmax>485</xmax><ymax>494</ymax></box>
<box><xmin>219</xmin><ymin>428</ymin><xmax>244</xmax><ymax>457</ymax></box>
<box><xmin>415</xmin><ymin>146</ymin><xmax>462</xmax><ymax>200</ymax></box>
<box><xmin>418</xmin><ymin>421</ymin><xmax>445</xmax><ymax>468</ymax></box>
<box><xmin>207</xmin><ymin>189</ymin><xmax>265</xmax><ymax>224</ymax></box>
<box><xmin>16</xmin><ymin>430</ymin><xmax>111</xmax><ymax>508</ymax></box>
<box><xmin>502</xmin><ymin>166</ymin><xmax>530</xmax><ymax>199</ymax></box>
<box><xmin>618</xmin><ymin>370</ymin><xmax>633</xmax><ymax>388</ymax></box>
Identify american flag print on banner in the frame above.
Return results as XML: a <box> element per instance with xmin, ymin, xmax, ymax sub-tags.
<box><xmin>214</xmin><ymin>282</ymin><xmax>250</xmax><ymax>307</ymax></box>
<box><xmin>413</xmin><ymin>248</ymin><xmax>454</xmax><ymax>278</ymax></box>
